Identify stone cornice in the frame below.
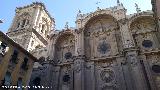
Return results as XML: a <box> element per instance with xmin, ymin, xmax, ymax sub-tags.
<box><xmin>72</xmin><ymin>55</ymin><xmax>86</xmax><ymax>61</ymax></box>
<box><xmin>123</xmin><ymin>47</ymin><xmax>139</xmax><ymax>54</ymax></box>
<box><xmin>141</xmin><ymin>48</ymin><xmax>160</xmax><ymax>55</ymax></box>
<box><xmin>90</xmin><ymin>55</ymin><xmax>123</xmax><ymax>61</ymax></box>
<box><xmin>16</xmin><ymin>2</ymin><xmax>54</xmax><ymax>21</ymax></box>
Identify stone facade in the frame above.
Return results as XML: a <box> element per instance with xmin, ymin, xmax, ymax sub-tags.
<box><xmin>0</xmin><ymin>31</ymin><xmax>37</xmax><ymax>90</ymax></box>
<box><xmin>7</xmin><ymin>1</ymin><xmax>160</xmax><ymax>90</ymax></box>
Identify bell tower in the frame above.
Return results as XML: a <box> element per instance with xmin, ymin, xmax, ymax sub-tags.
<box><xmin>6</xmin><ymin>2</ymin><xmax>54</xmax><ymax>51</ymax></box>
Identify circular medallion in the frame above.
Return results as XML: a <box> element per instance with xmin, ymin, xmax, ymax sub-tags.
<box><xmin>100</xmin><ymin>69</ymin><xmax>115</xmax><ymax>83</ymax></box>
<box><xmin>152</xmin><ymin>65</ymin><xmax>160</xmax><ymax>73</ymax></box>
<box><xmin>142</xmin><ymin>40</ymin><xmax>153</xmax><ymax>48</ymax></box>
<box><xmin>98</xmin><ymin>41</ymin><xmax>110</xmax><ymax>54</ymax></box>
<box><xmin>63</xmin><ymin>75</ymin><xmax>70</xmax><ymax>82</ymax></box>
<box><xmin>64</xmin><ymin>52</ymin><xmax>72</xmax><ymax>59</ymax></box>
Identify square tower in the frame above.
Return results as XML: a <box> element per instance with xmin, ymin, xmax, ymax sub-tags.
<box><xmin>6</xmin><ymin>2</ymin><xmax>55</xmax><ymax>51</ymax></box>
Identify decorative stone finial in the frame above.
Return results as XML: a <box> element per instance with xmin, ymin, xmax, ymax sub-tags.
<box><xmin>96</xmin><ymin>1</ymin><xmax>101</xmax><ymax>5</ymax></box>
<box><xmin>97</xmin><ymin>7</ymin><xmax>100</xmax><ymax>10</ymax></box>
<box><xmin>77</xmin><ymin>10</ymin><xmax>82</xmax><ymax>17</ymax></box>
<box><xmin>135</xmin><ymin>3</ymin><xmax>141</xmax><ymax>13</ymax></box>
<box><xmin>65</xmin><ymin>22</ymin><xmax>69</xmax><ymax>29</ymax></box>
<box><xmin>96</xmin><ymin>1</ymin><xmax>101</xmax><ymax>9</ymax></box>
<box><xmin>78</xmin><ymin>10</ymin><xmax>81</xmax><ymax>14</ymax></box>
<box><xmin>117</xmin><ymin>0</ymin><xmax>120</xmax><ymax>5</ymax></box>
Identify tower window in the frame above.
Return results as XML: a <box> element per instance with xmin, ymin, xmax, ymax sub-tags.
<box><xmin>17</xmin><ymin>22</ymin><xmax>20</xmax><ymax>28</ymax></box>
<box><xmin>41</xmin><ymin>24</ymin><xmax>45</xmax><ymax>33</ymax></box>
<box><xmin>31</xmin><ymin>41</ymin><xmax>34</xmax><ymax>47</ymax></box>
<box><xmin>21</xmin><ymin>19</ymin><xmax>26</xmax><ymax>28</ymax></box>
<box><xmin>10</xmin><ymin>50</ymin><xmax>19</xmax><ymax>64</ymax></box>
<box><xmin>21</xmin><ymin>57</ymin><xmax>28</xmax><ymax>70</ymax></box>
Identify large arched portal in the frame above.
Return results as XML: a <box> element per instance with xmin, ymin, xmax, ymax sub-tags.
<box><xmin>54</xmin><ymin>33</ymin><xmax>75</xmax><ymax>63</ymax></box>
<box><xmin>84</xmin><ymin>14</ymin><xmax>122</xmax><ymax>60</ymax></box>
<box><xmin>129</xmin><ymin>16</ymin><xmax>158</xmax><ymax>50</ymax></box>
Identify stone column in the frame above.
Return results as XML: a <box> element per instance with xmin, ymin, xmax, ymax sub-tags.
<box><xmin>73</xmin><ymin>56</ymin><xmax>85</xmax><ymax>90</ymax></box>
<box><xmin>52</xmin><ymin>66</ymin><xmax>61</xmax><ymax>90</ymax></box>
<box><xmin>85</xmin><ymin>61</ymin><xmax>95</xmax><ymax>90</ymax></box>
<box><xmin>125</xmin><ymin>50</ymin><xmax>149</xmax><ymax>90</ymax></box>
<box><xmin>40</xmin><ymin>61</ymin><xmax>60</xmax><ymax>90</ymax></box>
<box><xmin>47</xmin><ymin>36</ymin><xmax>56</xmax><ymax>60</ymax></box>
<box><xmin>73</xmin><ymin>28</ymin><xmax>85</xmax><ymax>90</ymax></box>
<box><xmin>140</xmin><ymin>54</ymin><xmax>157</xmax><ymax>90</ymax></box>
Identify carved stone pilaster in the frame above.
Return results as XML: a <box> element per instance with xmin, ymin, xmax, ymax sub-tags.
<box><xmin>125</xmin><ymin>50</ymin><xmax>149</xmax><ymax>90</ymax></box>
<box><xmin>39</xmin><ymin>61</ymin><xmax>54</xmax><ymax>90</ymax></box>
<box><xmin>73</xmin><ymin>55</ymin><xmax>85</xmax><ymax>90</ymax></box>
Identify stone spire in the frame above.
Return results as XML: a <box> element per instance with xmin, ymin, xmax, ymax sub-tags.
<box><xmin>135</xmin><ymin>3</ymin><xmax>141</xmax><ymax>13</ymax></box>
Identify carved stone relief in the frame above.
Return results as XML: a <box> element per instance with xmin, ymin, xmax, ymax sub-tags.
<box><xmin>94</xmin><ymin>60</ymin><xmax>119</xmax><ymax>90</ymax></box>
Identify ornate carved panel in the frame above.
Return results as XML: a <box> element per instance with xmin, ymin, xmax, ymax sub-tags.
<box><xmin>95</xmin><ymin>60</ymin><xmax>120</xmax><ymax>90</ymax></box>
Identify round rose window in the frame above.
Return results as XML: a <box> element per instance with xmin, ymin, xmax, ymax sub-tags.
<box><xmin>64</xmin><ymin>52</ymin><xmax>72</xmax><ymax>59</ymax></box>
<box><xmin>98</xmin><ymin>41</ymin><xmax>110</xmax><ymax>54</ymax></box>
<box><xmin>142</xmin><ymin>40</ymin><xmax>153</xmax><ymax>48</ymax></box>
<box><xmin>63</xmin><ymin>75</ymin><xmax>70</xmax><ymax>82</ymax></box>
<box><xmin>152</xmin><ymin>65</ymin><xmax>160</xmax><ymax>73</ymax></box>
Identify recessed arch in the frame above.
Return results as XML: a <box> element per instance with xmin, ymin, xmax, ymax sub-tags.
<box><xmin>54</xmin><ymin>31</ymin><xmax>75</xmax><ymax>62</ymax></box>
<box><xmin>128</xmin><ymin>11</ymin><xmax>154</xmax><ymax>29</ymax></box>
<box><xmin>84</xmin><ymin>14</ymin><xmax>118</xmax><ymax>30</ymax></box>
<box><xmin>83</xmin><ymin>14</ymin><xmax>121</xmax><ymax>59</ymax></box>
<box><xmin>129</xmin><ymin>15</ymin><xmax>155</xmax><ymax>33</ymax></box>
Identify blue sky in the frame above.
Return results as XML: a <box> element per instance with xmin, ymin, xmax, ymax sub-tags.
<box><xmin>0</xmin><ymin>0</ymin><xmax>152</xmax><ymax>33</ymax></box>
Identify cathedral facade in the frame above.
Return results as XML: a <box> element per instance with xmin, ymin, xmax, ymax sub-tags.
<box><xmin>6</xmin><ymin>1</ymin><xmax>160</xmax><ymax>90</ymax></box>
